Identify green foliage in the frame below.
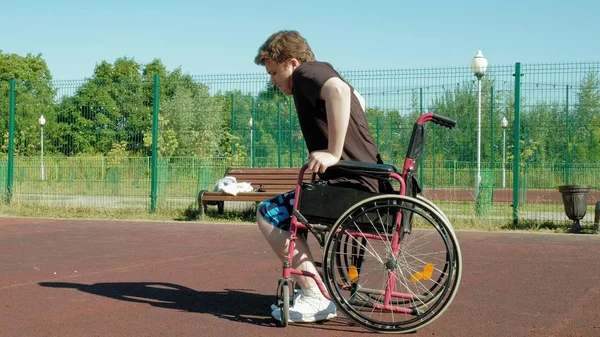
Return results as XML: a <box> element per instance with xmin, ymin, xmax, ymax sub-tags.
<box><xmin>54</xmin><ymin>57</ymin><xmax>152</xmax><ymax>155</ymax></box>
<box><xmin>0</xmin><ymin>51</ymin><xmax>56</xmax><ymax>156</ymax></box>
<box><xmin>156</xmin><ymin>83</ymin><xmax>225</xmax><ymax>157</ymax></box>
<box><xmin>107</xmin><ymin>140</ymin><xmax>129</xmax><ymax>167</ymax></box>
<box><xmin>572</xmin><ymin>72</ymin><xmax>600</xmax><ymax>162</ymax></box>
<box><xmin>430</xmin><ymin>83</ymin><xmax>478</xmax><ymax>162</ymax></box>
<box><xmin>143</xmin><ymin>115</ymin><xmax>178</xmax><ymax>157</ymax></box>
<box><xmin>2</xmin><ymin>50</ymin><xmax>600</xmax><ymax>179</ymax></box>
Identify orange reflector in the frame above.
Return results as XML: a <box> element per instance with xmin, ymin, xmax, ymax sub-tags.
<box><xmin>410</xmin><ymin>272</ymin><xmax>423</xmax><ymax>283</ymax></box>
<box><xmin>348</xmin><ymin>265</ymin><xmax>359</xmax><ymax>283</ymax></box>
<box><xmin>411</xmin><ymin>263</ymin><xmax>434</xmax><ymax>283</ymax></box>
<box><xmin>423</xmin><ymin>263</ymin><xmax>434</xmax><ymax>280</ymax></box>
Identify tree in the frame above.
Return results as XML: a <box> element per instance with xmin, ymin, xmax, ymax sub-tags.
<box><xmin>152</xmin><ymin>82</ymin><xmax>225</xmax><ymax>158</ymax></box>
<box><xmin>55</xmin><ymin>57</ymin><xmax>150</xmax><ymax>155</ymax></box>
<box><xmin>214</xmin><ymin>90</ymin><xmax>252</xmax><ymax>163</ymax></box>
<box><xmin>253</xmin><ymin>83</ymin><xmax>291</xmax><ymax>166</ymax></box>
<box><xmin>0</xmin><ymin>51</ymin><xmax>56</xmax><ymax>156</ymax></box>
<box><xmin>572</xmin><ymin>72</ymin><xmax>600</xmax><ymax>163</ymax></box>
<box><xmin>521</xmin><ymin>102</ymin><xmax>563</xmax><ymax>163</ymax></box>
<box><xmin>430</xmin><ymin>82</ymin><xmax>478</xmax><ymax>162</ymax></box>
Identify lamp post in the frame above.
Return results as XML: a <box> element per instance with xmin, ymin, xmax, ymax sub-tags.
<box><xmin>501</xmin><ymin>116</ymin><xmax>508</xmax><ymax>188</ymax></box>
<box><xmin>471</xmin><ymin>50</ymin><xmax>488</xmax><ymax>198</ymax></box>
<box><xmin>249</xmin><ymin>117</ymin><xmax>254</xmax><ymax>168</ymax></box>
<box><xmin>39</xmin><ymin>115</ymin><xmax>46</xmax><ymax>181</ymax></box>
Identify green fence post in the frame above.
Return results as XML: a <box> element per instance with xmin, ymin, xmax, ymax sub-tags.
<box><xmin>489</xmin><ymin>85</ymin><xmax>495</xmax><ymax>201</ymax></box>
<box><xmin>277</xmin><ymin>101</ymin><xmax>281</xmax><ymax>167</ymax></box>
<box><xmin>389</xmin><ymin>124</ymin><xmax>393</xmax><ymax>162</ymax></box>
<box><xmin>376</xmin><ymin>115</ymin><xmax>380</xmax><ymax>149</ymax></box>
<box><xmin>419</xmin><ymin>87</ymin><xmax>424</xmax><ymax>189</ymax></box>
<box><xmin>512</xmin><ymin>63</ymin><xmax>522</xmax><ymax>225</ymax></box>
<box><xmin>250</xmin><ymin>97</ymin><xmax>255</xmax><ymax>168</ymax></box>
<box><xmin>289</xmin><ymin>98</ymin><xmax>293</xmax><ymax>167</ymax></box>
<box><xmin>150</xmin><ymin>74</ymin><xmax>160</xmax><ymax>212</ymax></box>
<box><xmin>5</xmin><ymin>79</ymin><xmax>16</xmax><ymax>204</ymax></box>
<box><xmin>432</xmin><ymin>125</ymin><xmax>436</xmax><ymax>189</ymax></box>
<box><xmin>565</xmin><ymin>85</ymin><xmax>571</xmax><ymax>185</ymax></box>
<box><xmin>231</xmin><ymin>93</ymin><xmax>235</xmax><ymax>157</ymax></box>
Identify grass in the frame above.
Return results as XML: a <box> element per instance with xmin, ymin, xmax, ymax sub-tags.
<box><xmin>0</xmin><ymin>201</ymin><xmax>255</xmax><ymax>224</ymax></box>
<box><xmin>0</xmin><ymin>198</ymin><xmax>596</xmax><ymax>235</ymax></box>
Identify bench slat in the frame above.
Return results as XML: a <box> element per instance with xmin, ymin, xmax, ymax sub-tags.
<box><xmin>224</xmin><ymin>176</ymin><xmax>307</xmax><ymax>180</ymax></box>
<box><xmin>246</xmin><ymin>185</ymin><xmax>296</xmax><ymax>191</ymax></box>
<box><xmin>199</xmin><ymin>167</ymin><xmax>311</xmax><ymax>215</ymax></box>
<box><xmin>227</xmin><ymin>168</ymin><xmax>307</xmax><ymax>174</ymax></box>
<box><xmin>202</xmin><ymin>192</ymin><xmax>281</xmax><ymax>202</ymax></box>
<box><xmin>224</xmin><ymin>173</ymin><xmax>311</xmax><ymax>179</ymax></box>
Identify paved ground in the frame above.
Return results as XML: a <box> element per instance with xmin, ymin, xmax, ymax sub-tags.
<box><xmin>1</xmin><ymin>217</ymin><xmax>599</xmax><ymax>337</ymax></box>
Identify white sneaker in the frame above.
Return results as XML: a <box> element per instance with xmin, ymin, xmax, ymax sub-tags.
<box><xmin>271</xmin><ymin>288</ymin><xmax>302</xmax><ymax>311</ymax></box>
<box><xmin>271</xmin><ymin>294</ymin><xmax>337</xmax><ymax>323</ymax></box>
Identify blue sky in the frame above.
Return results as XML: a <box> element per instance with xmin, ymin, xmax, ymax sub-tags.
<box><xmin>2</xmin><ymin>0</ymin><xmax>599</xmax><ymax>80</ymax></box>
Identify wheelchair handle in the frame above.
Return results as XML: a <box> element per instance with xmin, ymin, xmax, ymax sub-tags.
<box><xmin>431</xmin><ymin>114</ymin><xmax>456</xmax><ymax>129</ymax></box>
<box><xmin>417</xmin><ymin>112</ymin><xmax>456</xmax><ymax>129</ymax></box>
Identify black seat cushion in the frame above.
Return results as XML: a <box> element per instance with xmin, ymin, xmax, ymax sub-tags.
<box><xmin>327</xmin><ymin>160</ymin><xmax>397</xmax><ymax>179</ymax></box>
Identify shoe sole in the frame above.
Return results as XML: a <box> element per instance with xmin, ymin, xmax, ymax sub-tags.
<box><xmin>271</xmin><ymin>289</ymin><xmax>302</xmax><ymax>311</ymax></box>
<box><xmin>271</xmin><ymin>309</ymin><xmax>337</xmax><ymax>323</ymax></box>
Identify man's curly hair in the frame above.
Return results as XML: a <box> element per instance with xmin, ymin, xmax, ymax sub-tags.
<box><xmin>254</xmin><ymin>30</ymin><xmax>316</xmax><ymax>65</ymax></box>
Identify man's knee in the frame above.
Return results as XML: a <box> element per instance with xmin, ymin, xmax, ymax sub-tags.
<box><xmin>257</xmin><ymin>208</ymin><xmax>266</xmax><ymax>225</ymax></box>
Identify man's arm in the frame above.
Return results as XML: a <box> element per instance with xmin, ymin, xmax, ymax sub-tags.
<box><xmin>354</xmin><ymin>90</ymin><xmax>366</xmax><ymax>113</ymax></box>
<box><xmin>321</xmin><ymin>77</ymin><xmax>351</xmax><ymax>160</ymax></box>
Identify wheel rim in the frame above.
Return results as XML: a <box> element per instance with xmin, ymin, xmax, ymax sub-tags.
<box><xmin>323</xmin><ymin>195</ymin><xmax>462</xmax><ymax>333</ymax></box>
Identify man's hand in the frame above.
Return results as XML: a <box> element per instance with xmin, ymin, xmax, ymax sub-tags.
<box><xmin>307</xmin><ymin>150</ymin><xmax>339</xmax><ymax>173</ymax></box>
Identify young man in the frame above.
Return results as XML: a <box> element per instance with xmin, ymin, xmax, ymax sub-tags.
<box><xmin>254</xmin><ymin>30</ymin><xmax>382</xmax><ymax>323</ymax></box>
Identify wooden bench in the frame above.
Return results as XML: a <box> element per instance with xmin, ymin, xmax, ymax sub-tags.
<box><xmin>197</xmin><ymin>167</ymin><xmax>314</xmax><ymax>216</ymax></box>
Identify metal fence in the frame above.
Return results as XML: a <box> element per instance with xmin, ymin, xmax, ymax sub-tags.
<box><xmin>1</xmin><ymin>61</ymin><xmax>599</xmax><ymax>226</ymax></box>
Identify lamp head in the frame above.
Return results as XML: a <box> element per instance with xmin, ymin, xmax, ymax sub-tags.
<box><xmin>471</xmin><ymin>50</ymin><xmax>488</xmax><ymax>78</ymax></box>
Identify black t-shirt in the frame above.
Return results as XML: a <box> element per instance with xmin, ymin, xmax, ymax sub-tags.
<box><xmin>292</xmin><ymin>61</ymin><xmax>380</xmax><ymax>193</ymax></box>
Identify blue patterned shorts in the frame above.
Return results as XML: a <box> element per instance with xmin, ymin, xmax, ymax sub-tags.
<box><xmin>258</xmin><ymin>190</ymin><xmax>296</xmax><ymax>230</ymax></box>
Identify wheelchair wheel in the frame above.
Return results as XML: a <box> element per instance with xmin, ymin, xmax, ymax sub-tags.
<box><xmin>281</xmin><ymin>283</ymin><xmax>290</xmax><ymax>327</ymax></box>
<box><xmin>332</xmin><ymin>197</ymin><xmax>459</xmax><ymax>309</ymax></box>
<box><xmin>322</xmin><ymin>194</ymin><xmax>462</xmax><ymax>333</ymax></box>
<box><xmin>276</xmin><ymin>279</ymin><xmax>291</xmax><ymax>327</ymax></box>
<box><xmin>417</xmin><ymin>195</ymin><xmax>453</xmax><ymax>229</ymax></box>
<box><xmin>414</xmin><ymin>195</ymin><xmax>461</xmax><ymax>302</ymax></box>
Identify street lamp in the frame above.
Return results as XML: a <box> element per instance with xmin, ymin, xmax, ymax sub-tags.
<box><xmin>501</xmin><ymin>116</ymin><xmax>508</xmax><ymax>188</ymax></box>
<box><xmin>471</xmin><ymin>50</ymin><xmax>488</xmax><ymax>197</ymax></box>
<box><xmin>249</xmin><ymin>117</ymin><xmax>254</xmax><ymax>168</ymax></box>
<box><xmin>39</xmin><ymin>115</ymin><xmax>46</xmax><ymax>181</ymax></box>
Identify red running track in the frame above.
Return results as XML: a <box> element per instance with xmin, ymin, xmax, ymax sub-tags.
<box><xmin>0</xmin><ymin>217</ymin><xmax>599</xmax><ymax>337</ymax></box>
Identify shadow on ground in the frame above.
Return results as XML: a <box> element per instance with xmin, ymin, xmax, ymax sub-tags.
<box><xmin>39</xmin><ymin>281</ymin><xmax>370</xmax><ymax>333</ymax></box>
<box><xmin>39</xmin><ymin>281</ymin><xmax>276</xmax><ymax>327</ymax></box>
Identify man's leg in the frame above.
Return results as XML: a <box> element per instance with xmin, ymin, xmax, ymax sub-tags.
<box><xmin>257</xmin><ymin>192</ymin><xmax>336</xmax><ymax>323</ymax></box>
<box><xmin>257</xmin><ymin>211</ymin><xmax>321</xmax><ymax>291</ymax></box>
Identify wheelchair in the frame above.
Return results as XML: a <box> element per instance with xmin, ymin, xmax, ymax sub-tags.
<box><xmin>273</xmin><ymin>112</ymin><xmax>462</xmax><ymax>334</ymax></box>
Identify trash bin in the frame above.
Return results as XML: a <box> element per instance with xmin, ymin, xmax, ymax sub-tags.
<box><xmin>558</xmin><ymin>185</ymin><xmax>591</xmax><ymax>233</ymax></box>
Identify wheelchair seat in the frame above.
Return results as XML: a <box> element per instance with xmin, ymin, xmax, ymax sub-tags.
<box><xmin>330</xmin><ymin>160</ymin><xmax>397</xmax><ymax>179</ymax></box>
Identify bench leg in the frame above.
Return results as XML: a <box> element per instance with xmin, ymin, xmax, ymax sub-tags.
<box><xmin>198</xmin><ymin>190</ymin><xmax>207</xmax><ymax>217</ymax></box>
<box><xmin>217</xmin><ymin>201</ymin><xmax>224</xmax><ymax>214</ymax></box>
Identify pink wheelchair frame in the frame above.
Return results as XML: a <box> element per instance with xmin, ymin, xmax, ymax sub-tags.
<box><xmin>273</xmin><ymin>112</ymin><xmax>462</xmax><ymax>333</ymax></box>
